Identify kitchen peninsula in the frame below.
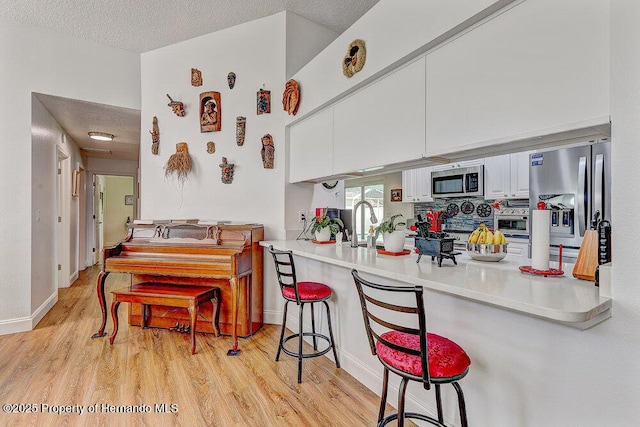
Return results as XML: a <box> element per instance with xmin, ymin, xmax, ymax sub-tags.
<box><xmin>261</xmin><ymin>239</ymin><xmax>612</xmax><ymax>422</ymax></box>
<box><xmin>262</xmin><ymin>240</ymin><xmax>610</xmax><ymax>330</ymax></box>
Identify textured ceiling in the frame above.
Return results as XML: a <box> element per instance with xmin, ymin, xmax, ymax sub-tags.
<box><xmin>9</xmin><ymin>0</ymin><xmax>379</xmax><ymax>161</ymax></box>
<box><xmin>0</xmin><ymin>0</ymin><xmax>378</xmax><ymax>53</ymax></box>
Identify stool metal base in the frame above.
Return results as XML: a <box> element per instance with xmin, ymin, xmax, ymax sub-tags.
<box><xmin>276</xmin><ymin>300</ymin><xmax>340</xmax><ymax>383</ymax></box>
<box><xmin>379</xmin><ymin>412</ymin><xmax>444</xmax><ymax>427</ymax></box>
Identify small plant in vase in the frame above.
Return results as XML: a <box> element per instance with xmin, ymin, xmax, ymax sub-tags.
<box><xmin>310</xmin><ymin>209</ymin><xmax>344</xmax><ymax>242</ymax></box>
<box><xmin>374</xmin><ymin>214</ymin><xmax>406</xmax><ymax>253</ymax></box>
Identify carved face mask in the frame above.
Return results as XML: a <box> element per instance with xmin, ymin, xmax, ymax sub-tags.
<box><xmin>227</xmin><ymin>72</ymin><xmax>236</xmax><ymax>89</ymax></box>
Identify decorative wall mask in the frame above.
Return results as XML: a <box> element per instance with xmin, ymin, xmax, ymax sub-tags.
<box><xmin>164</xmin><ymin>142</ymin><xmax>192</xmax><ymax>183</ymax></box>
<box><xmin>342</xmin><ymin>39</ymin><xmax>366</xmax><ymax>78</ymax></box>
<box><xmin>256</xmin><ymin>89</ymin><xmax>271</xmax><ymax>115</ymax></box>
<box><xmin>219</xmin><ymin>157</ymin><xmax>235</xmax><ymax>184</ymax></box>
<box><xmin>227</xmin><ymin>72</ymin><xmax>236</xmax><ymax>89</ymax></box>
<box><xmin>282</xmin><ymin>79</ymin><xmax>300</xmax><ymax>115</ymax></box>
<box><xmin>206</xmin><ymin>141</ymin><xmax>216</xmax><ymax>154</ymax></box>
<box><xmin>199</xmin><ymin>91</ymin><xmax>221</xmax><ymax>132</ymax></box>
<box><xmin>191</xmin><ymin>68</ymin><xmax>202</xmax><ymax>86</ymax></box>
<box><xmin>261</xmin><ymin>134</ymin><xmax>275</xmax><ymax>169</ymax></box>
<box><xmin>166</xmin><ymin>94</ymin><xmax>185</xmax><ymax>117</ymax></box>
<box><xmin>150</xmin><ymin>116</ymin><xmax>159</xmax><ymax>155</ymax></box>
<box><xmin>236</xmin><ymin>116</ymin><xmax>246</xmax><ymax>146</ymax></box>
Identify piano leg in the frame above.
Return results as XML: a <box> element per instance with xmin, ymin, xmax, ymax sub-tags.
<box><xmin>91</xmin><ymin>271</ymin><xmax>111</xmax><ymax>338</ymax></box>
<box><xmin>227</xmin><ymin>276</ymin><xmax>241</xmax><ymax>356</ymax></box>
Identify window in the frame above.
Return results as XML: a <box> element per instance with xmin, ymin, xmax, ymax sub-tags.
<box><xmin>345</xmin><ymin>183</ymin><xmax>384</xmax><ymax>240</ymax></box>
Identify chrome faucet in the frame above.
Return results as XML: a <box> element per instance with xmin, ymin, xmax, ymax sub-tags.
<box><xmin>351</xmin><ymin>200</ymin><xmax>378</xmax><ymax>247</ymax></box>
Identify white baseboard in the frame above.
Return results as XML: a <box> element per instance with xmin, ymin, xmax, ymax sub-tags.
<box><xmin>0</xmin><ymin>291</ymin><xmax>58</xmax><ymax>336</ymax></box>
<box><xmin>70</xmin><ymin>270</ymin><xmax>79</xmax><ymax>284</ymax></box>
<box><xmin>32</xmin><ymin>291</ymin><xmax>58</xmax><ymax>328</ymax></box>
<box><xmin>0</xmin><ymin>315</ymin><xmax>31</xmax><ymax>335</ymax></box>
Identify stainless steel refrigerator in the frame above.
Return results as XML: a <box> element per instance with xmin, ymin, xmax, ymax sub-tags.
<box><xmin>529</xmin><ymin>139</ymin><xmax>611</xmax><ymax>261</ymax></box>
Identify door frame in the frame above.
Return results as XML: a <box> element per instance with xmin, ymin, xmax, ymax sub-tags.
<box><xmin>86</xmin><ymin>170</ymin><xmax>137</xmax><ymax>266</ymax></box>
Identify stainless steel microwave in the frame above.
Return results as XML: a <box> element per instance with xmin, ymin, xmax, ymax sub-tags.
<box><xmin>432</xmin><ymin>165</ymin><xmax>484</xmax><ymax>198</ymax></box>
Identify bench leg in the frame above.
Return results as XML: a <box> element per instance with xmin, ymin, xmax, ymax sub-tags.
<box><xmin>188</xmin><ymin>303</ymin><xmax>197</xmax><ymax>355</ymax></box>
<box><xmin>109</xmin><ymin>300</ymin><xmax>121</xmax><ymax>345</ymax></box>
<box><xmin>211</xmin><ymin>289</ymin><xmax>220</xmax><ymax>337</ymax></box>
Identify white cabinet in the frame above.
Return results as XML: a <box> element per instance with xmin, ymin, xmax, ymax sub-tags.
<box><xmin>431</xmin><ymin>158</ymin><xmax>484</xmax><ymax>172</ymax></box>
<box><xmin>333</xmin><ymin>57</ymin><xmax>426</xmax><ymax>175</ymax></box>
<box><xmin>484</xmin><ymin>151</ymin><xmax>531</xmax><ymax>199</ymax></box>
<box><xmin>289</xmin><ymin>108</ymin><xmax>333</xmax><ymax>183</ymax></box>
<box><xmin>509</xmin><ymin>151</ymin><xmax>531</xmax><ymax>199</ymax></box>
<box><xmin>425</xmin><ymin>0</ymin><xmax>610</xmax><ymax>157</ymax></box>
<box><xmin>402</xmin><ymin>167</ymin><xmax>432</xmax><ymax>203</ymax></box>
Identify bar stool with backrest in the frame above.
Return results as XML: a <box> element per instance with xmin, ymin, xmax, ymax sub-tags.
<box><xmin>351</xmin><ymin>269</ymin><xmax>470</xmax><ymax>427</ymax></box>
<box><xmin>268</xmin><ymin>245</ymin><xmax>340</xmax><ymax>383</ymax></box>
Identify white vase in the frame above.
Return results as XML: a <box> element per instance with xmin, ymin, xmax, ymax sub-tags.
<box><xmin>383</xmin><ymin>230</ymin><xmax>405</xmax><ymax>253</ymax></box>
<box><xmin>315</xmin><ymin>227</ymin><xmax>332</xmax><ymax>242</ymax></box>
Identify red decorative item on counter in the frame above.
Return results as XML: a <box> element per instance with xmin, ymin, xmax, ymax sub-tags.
<box><xmin>537</xmin><ymin>201</ymin><xmax>547</xmax><ymax>210</ymax></box>
<box><xmin>520</xmin><ymin>245</ymin><xmax>564</xmax><ymax>277</ymax></box>
<box><xmin>426</xmin><ymin>209</ymin><xmax>444</xmax><ymax>232</ymax></box>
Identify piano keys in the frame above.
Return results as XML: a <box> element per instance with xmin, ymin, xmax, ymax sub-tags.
<box><xmin>92</xmin><ymin>222</ymin><xmax>264</xmax><ymax>355</ymax></box>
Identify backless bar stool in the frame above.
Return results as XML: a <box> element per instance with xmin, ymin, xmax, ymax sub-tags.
<box><xmin>351</xmin><ymin>269</ymin><xmax>470</xmax><ymax>427</ymax></box>
<box><xmin>268</xmin><ymin>245</ymin><xmax>340</xmax><ymax>383</ymax></box>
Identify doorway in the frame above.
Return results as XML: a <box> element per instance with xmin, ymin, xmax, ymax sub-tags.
<box><xmin>92</xmin><ymin>174</ymin><xmax>135</xmax><ymax>265</ymax></box>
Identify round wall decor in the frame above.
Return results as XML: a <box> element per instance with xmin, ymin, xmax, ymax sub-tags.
<box><xmin>342</xmin><ymin>39</ymin><xmax>366</xmax><ymax>78</ymax></box>
<box><xmin>322</xmin><ymin>181</ymin><xmax>339</xmax><ymax>189</ymax></box>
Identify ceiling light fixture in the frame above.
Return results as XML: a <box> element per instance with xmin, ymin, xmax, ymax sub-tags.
<box><xmin>88</xmin><ymin>131</ymin><xmax>115</xmax><ymax>141</ymax></box>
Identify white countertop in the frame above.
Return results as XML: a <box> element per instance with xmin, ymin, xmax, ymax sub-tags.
<box><xmin>261</xmin><ymin>240</ymin><xmax>611</xmax><ymax>329</ymax></box>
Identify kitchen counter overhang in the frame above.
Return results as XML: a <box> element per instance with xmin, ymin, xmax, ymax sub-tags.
<box><xmin>261</xmin><ymin>240</ymin><xmax>611</xmax><ymax>330</ymax></box>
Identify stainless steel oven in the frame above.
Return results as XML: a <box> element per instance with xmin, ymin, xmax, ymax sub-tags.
<box><xmin>494</xmin><ymin>207</ymin><xmax>529</xmax><ymax>238</ymax></box>
<box><xmin>432</xmin><ymin>166</ymin><xmax>484</xmax><ymax>198</ymax></box>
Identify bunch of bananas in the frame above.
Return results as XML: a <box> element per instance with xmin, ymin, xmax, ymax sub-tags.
<box><xmin>468</xmin><ymin>223</ymin><xmax>506</xmax><ymax>245</ymax></box>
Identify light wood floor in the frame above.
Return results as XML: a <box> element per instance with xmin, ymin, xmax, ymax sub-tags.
<box><xmin>0</xmin><ymin>266</ymin><xmax>396</xmax><ymax>426</ymax></box>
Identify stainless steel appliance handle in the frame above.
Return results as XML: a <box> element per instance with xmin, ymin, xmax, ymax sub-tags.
<box><xmin>594</xmin><ymin>153</ymin><xmax>604</xmax><ymax>220</ymax></box>
<box><xmin>578</xmin><ymin>156</ymin><xmax>587</xmax><ymax>235</ymax></box>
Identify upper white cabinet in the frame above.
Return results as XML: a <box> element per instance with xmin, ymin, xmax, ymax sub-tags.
<box><xmin>290</xmin><ymin>108</ymin><xmax>333</xmax><ymax>183</ymax></box>
<box><xmin>425</xmin><ymin>0</ymin><xmax>610</xmax><ymax>157</ymax></box>
<box><xmin>484</xmin><ymin>151</ymin><xmax>532</xmax><ymax>199</ymax></box>
<box><xmin>402</xmin><ymin>167</ymin><xmax>432</xmax><ymax>203</ymax></box>
<box><xmin>431</xmin><ymin>158</ymin><xmax>484</xmax><ymax>172</ymax></box>
<box><xmin>333</xmin><ymin>57</ymin><xmax>426</xmax><ymax>175</ymax></box>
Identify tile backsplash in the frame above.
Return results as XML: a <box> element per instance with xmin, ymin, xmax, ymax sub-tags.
<box><xmin>414</xmin><ymin>197</ymin><xmax>494</xmax><ymax>231</ymax></box>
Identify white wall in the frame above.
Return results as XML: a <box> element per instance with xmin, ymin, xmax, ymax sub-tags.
<box><xmin>0</xmin><ymin>16</ymin><xmax>140</xmax><ymax>334</ymax></box>
<box><xmin>31</xmin><ymin>96</ymin><xmax>83</xmax><ymax>316</ymax></box>
<box><xmin>609</xmin><ymin>1</ymin><xmax>640</xmax><ymax>423</ymax></box>
<box><xmin>140</xmin><ymin>11</ymin><xmax>336</xmax><ymax>241</ymax></box>
<box><xmin>285</xmin><ymin>12</ymin><xmax>338</xmax><ymax>79</ymax></box>
<box><xmin>140</xmin><ymin>13</ymin><xmax>287</xmax><ymax>239</ymax></box>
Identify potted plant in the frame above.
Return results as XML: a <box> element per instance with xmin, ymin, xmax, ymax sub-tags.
<box><xmin>310</xmin><ymin>208</ymin><xmax>344</xmax><ymax>242</ymax></box>
<box><xmin>374</xmin><ymin>214</ymin><xmax>406</xmax><ymax>253</ymax></box>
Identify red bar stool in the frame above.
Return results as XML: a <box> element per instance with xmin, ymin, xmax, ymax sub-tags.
<box><xmin>268</xmin><ymin>246</ymin><xmax>340</xmax><ymax>383</ymax></box>
<box><xmin>351</xmin><ymin>269</ymin><xmax>470</xmax><ymax>427</ymax></box>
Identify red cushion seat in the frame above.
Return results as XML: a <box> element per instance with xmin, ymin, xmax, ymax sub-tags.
<box><xmin>282</xmin><ymin>281</ymin><xmax>332</xmax><ymax>301</ymax></box>
<box><xmin>376</xmin><ymin>331</ymin><xmax>470</xmax><ymax>379</ymax></box>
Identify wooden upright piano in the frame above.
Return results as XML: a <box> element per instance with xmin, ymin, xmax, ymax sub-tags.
<box><xmin>92</xmin><ymin>222</ymin><xmax>264</xmax><ymax>355</ymax></box>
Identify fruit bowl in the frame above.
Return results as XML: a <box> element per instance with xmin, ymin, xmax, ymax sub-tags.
<box><xmin>466</xmin><ymin>243</ymin><xmax>508</xmax><ymax>262</ymax></box>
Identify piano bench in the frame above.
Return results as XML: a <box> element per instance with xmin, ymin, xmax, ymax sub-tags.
<box><xmin>109</xmin><ymin>283</ymin><xmax>220</xmax><ymax>355</ymax></box>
